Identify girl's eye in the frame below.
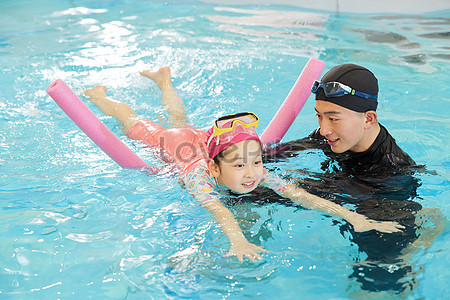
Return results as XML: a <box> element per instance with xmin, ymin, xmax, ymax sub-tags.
<box><xmin>254</xmin><ymin>160</ymin><xmax>262</xmax><ymax>165</ymax></box>
<box><xmin>235</xmin><ymin>164</ymin><xmax>244</xmax><ymax>168</ymax></box>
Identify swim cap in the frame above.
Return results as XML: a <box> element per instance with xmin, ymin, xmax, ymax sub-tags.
<box><xmin>315</xmin><ymin>64</ymin><xmax>378</xmax><ymax>112</ymax></box>
<box><xmin>207</xmin><ymin>121</ymin><xmax>261</xmax><ymax>159</ymax></box>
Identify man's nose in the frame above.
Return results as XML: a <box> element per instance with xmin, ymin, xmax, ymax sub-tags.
<box><xmin>319</xmin><ymin>120</ymin><xmax>332</xmax><ymax>137</ymax></box>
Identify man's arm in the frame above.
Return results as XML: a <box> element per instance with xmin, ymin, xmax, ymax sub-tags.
<box><xmin>281</xmin><ymin>185</ymin><xmax>405</xmax><ymax>233</ymax></box>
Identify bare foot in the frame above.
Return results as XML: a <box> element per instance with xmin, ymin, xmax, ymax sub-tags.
<box><xmin>140</xmin><ymin>67</ymin><xmax>172</xmax><ymax>91</ymax></box>
<box><xmin>83</xmin><ymin>85</ymin><xmax>120</xmax><ymax>117</ymax></box>
<box><xmin>84</xmin><ymin>85</ymin><xmax>107</xmax><ymax>103</ymax></box>
<box><xmin>140</xmin><ymin>67</ymin><xmax>188</xmax><ymax>127</ymax></box>
<box><xmin>83</xmin><ymin>85</ymin><xmax>140</xmax><ymax>132</ymax></box>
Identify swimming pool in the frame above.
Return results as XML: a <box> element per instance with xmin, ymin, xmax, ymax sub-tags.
<box><xmin>1</xmin><ymin>0</ymin><xmax>449</xmax><ymax>298</ymax></box>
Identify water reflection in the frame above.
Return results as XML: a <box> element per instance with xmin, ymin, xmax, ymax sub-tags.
<box><xmin>208</xmin><ymin>6</ymin><xmax>450</xmax><ymax>70</ymax></box>
<box><xmin>206</xmin><ymin>7</ymin><xmax>327</xmax><ymax>40</ymax></box>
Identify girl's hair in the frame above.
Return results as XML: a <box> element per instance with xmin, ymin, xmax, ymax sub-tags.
<box><xmin>213</xmin><ymin>150</ymin><xmax>226</xmax><ymax>165</ymax></box>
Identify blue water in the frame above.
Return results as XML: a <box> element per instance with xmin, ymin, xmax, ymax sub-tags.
<box><xmin>1</xmin><ymin>0</ymin><xmax>449</xmax><ymax>299</ymax></box>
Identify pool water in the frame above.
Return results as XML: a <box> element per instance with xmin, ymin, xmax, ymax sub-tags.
<box><xmin>1</xmin><ymin>0</ymin><xmax>449</xmax><ymax>299</ymax></box>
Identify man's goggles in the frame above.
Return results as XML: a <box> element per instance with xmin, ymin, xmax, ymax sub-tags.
<box><xmin>311</xmin><ymin>80</ymin><xmax>378</xmax><ymax>100</ymax></box>
<box><xmin>212</xmin><ymin>112</ymin><xmax>259</xmax><ymax>137</ymax></box>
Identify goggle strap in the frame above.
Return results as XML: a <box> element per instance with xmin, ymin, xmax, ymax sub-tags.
<box><xmin>206</xmin><ymin>133</ymin><xmax>215</xmax><ymax>151</ymax></box>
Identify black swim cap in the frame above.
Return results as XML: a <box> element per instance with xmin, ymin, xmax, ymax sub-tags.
<box><xmin>315</xmin><ymin>64</ymin><xmax>378</xmax><ymax>112</ymax></box>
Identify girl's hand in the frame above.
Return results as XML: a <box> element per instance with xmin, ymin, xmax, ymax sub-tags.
<box><xmin>351</xmin><ymin>216</ymin><xmax>405</xmax><ymax>233</ymax></box>
<box><xmin>223</xmin><ymin>240</ymin><xmax>271</xmax><ymax>263</ymax></box>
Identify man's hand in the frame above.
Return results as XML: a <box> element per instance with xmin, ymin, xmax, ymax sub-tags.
<box><xmin>352</xmin><ymin>216</ymin><xmax>405</xmax><ymax>233</ymax></box>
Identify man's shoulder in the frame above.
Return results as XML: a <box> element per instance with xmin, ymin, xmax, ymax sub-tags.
<box><xmin>376</xmin><ymin>124</ymin><xmax>416</xmax><ymax>168</ymax></box>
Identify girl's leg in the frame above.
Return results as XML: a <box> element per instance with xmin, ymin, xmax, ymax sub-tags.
<box><xmin>84</xmin><ymin>85</ymin><xmax>141</xmax><ymax>134</ymax></box>
<box><xmin>140</xmin><ymin>67</ymin><xmax>188</xmax><ymax>128</ymax></box>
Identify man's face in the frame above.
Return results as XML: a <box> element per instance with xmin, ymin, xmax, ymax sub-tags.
<box><xmin>315</xmin><ymin>100</ymin><xmax>369</xmax><ymax>153</ymax></box>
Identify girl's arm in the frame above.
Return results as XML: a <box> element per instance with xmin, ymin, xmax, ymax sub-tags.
<box><xmin>282</xmin><ymin>185</ymin><xmax>404</xmax><ymax>233</ymax></box>
<box><xmin>186</xmin><ymin>165</ymin><xmax>270</xmax><ymax>263</ymax></box>
<box><xmin>201</xmin><ymin>200</ymin><xmax>270</xmax><ymax>262</ymax></box>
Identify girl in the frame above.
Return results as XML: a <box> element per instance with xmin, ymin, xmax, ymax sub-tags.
<box><xmin>84</xmin><ymin>67</ymin><xmax>403</xmax><ymax>263</ymax></box>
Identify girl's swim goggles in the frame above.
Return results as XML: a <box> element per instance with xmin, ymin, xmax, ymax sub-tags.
<box><xmin>311</xmin><ymin>80</ymin><xmax>378</xmax><ymax>100</ymax></box>
<box><xmin>213</xmin><ymin>112</ymin><xmax>259</xmax><ymax>137</ymax></box>
<box><xmin>207</xmin><ymin>112</ymin><xmax>259</xmax><ymax>149</ymax></box>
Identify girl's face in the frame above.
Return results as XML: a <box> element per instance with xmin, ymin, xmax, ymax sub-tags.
<box><xmin>208</xmin><ymin>139</ymin><xmax>264</xmax><ymax>194</ymax></box>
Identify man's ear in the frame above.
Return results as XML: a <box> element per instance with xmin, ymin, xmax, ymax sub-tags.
<box><xmin>364</xmin><ymin>111</ymin><xmax>378</xmax><ymax>129</ymax></box>
<box><xmin>207</xmin><ymin>158</ymin><xmax>221</xmax><ymax>178</ymax></box>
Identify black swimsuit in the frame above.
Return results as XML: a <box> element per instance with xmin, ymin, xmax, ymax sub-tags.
<box><xmin>263</xmin><ymin>124</ymin><xmax>423</xmax><ymax>293</ymax></box>
<box><xmin>308</xmin><ymin>124</ymin><xmax>415</xmax><ymax>175</ymax></box>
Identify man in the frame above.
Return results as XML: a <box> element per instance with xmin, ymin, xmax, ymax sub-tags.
<box><xmin>263</xmin><ymin>64</ymin><xmax>443</xmax><ymax>296</ymax></box>
<box><xmin>269</xmin><ymin>63</ymin><xmax>415</xmax><ymax>176</ymax></box>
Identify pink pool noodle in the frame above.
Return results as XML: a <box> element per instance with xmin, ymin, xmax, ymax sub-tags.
<box><xmin>47</xmin><ymin>79</ymin><xmax>159</xmax><ymax>173</ymax></box>
<box><xmin>260</xmin><ymin>58</ymin><xmax>325</xmax><ymax>146</ymax></box>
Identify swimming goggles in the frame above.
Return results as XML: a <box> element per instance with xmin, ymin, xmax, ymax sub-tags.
<box><xmin>311</xmin><ymin>80</ymin><xmax>378</xmax><ymax>100</ymax></box>
<box><xmin>207</xmin><ymin>112</ymin><xmax>259</xmax><ymax>148</ymax></box>
<box><xmin>213</xmin><ymin>112</ymin><xmax>259</xmax><ymax>137</ymax></box>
